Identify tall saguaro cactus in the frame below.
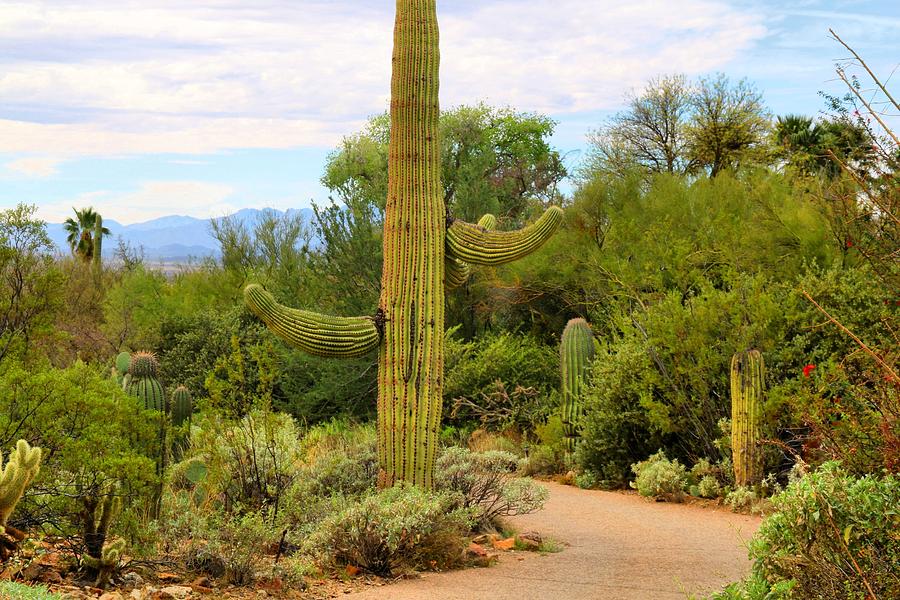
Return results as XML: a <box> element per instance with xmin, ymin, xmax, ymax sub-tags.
<box><xmin>93</xmin><ymin>214</ymin><xmax>104</xmax><ymax>276</ymax></box>
<box><xmin>244</xmin><ymin>0</ymin><xmax>562</xmax><ymax>488</ymax></box>
<box><xmin>730</xmin><ymin>349</ymin><xmax>764</xmax><ymax>487</ymax></box>
<box><xmin>560</xmin><ymin>318</ymin><xmax>595</xmax><ymax>452</ymax></box>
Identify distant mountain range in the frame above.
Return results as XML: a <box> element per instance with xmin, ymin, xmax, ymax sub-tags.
<box><xmin>46</xmin><ymin>208</ymin><xmax>314</xmax><ymax>261</ymax></box>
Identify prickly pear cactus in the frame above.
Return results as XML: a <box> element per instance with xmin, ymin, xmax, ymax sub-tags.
<box><xmin>560</xmin><ymin>318</ymin><xmax>595</xmax><ymax>452</ymax></box>
<box><xmin>244</xmin><ymin>0</ymin><xmax>562</xmax><ymax>488</ymax></box>
<box><xmin>731</xmin><ymin>350</ymin><xmax>764</xmax><ymax>487</ymax></box>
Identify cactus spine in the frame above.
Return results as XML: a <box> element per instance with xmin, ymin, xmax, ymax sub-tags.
<box><xmin>731</xmin><ymin>349</ymin><xmax>764</xmax><ymax>487</ymax></box>
<box><xmin>560</xmin><ymin>319</ymin><xmax>595</xmax><ymax>452</ymax></box>
<box><xmin>0</xmin><ymin>440</ymin><xmax>42</xmax><ymax>560</ymax></box>
<box><xmin>243</xmin><ymin>0</ymin><xmax>561</xmax><ymax>488</ymax></box>
<box><xmin>171</xmin><ymin>385</ymin><xmax>193</xmax><ymax>427</ymax></box>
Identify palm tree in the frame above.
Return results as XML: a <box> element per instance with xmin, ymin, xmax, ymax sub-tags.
<box><xmin>63</xmin><ymin>207</ymin><xmax>110</xmax><ymax>262</ymax></box>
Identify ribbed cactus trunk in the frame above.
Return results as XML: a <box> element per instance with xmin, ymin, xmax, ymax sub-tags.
<box><xmin>730</xmin><ymin>350</ymin><xmax>764</xmax><ymax>487</ymax></box>
<box><xmin>93</xmin><ymin>215</ymin><xmax>103</xmax><ymax>277</ymax></box>
<box><xmin>378</xmin><ymin>0</ymin><xmax>444</xmax><ymax>488</ymax></box>
<box><xmin>243</xmin><ymin>0</ymin><xmax>562</xmax><ymax>489</ymax></box>
<box><xmin>560</xmin><ymin>318</ymin><xmax>595</xmax><ymax>452</ymax></box>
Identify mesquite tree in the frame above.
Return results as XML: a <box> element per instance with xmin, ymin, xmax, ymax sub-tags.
<box><xmin>244</xmin><ymin>0</ymin><xmax>562</xmax><ymax>488</ymax></box>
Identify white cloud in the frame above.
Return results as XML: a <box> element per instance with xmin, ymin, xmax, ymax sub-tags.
<box><xmin>0</xmin><ymin>0</ymin><xmax>768</xmax><ymax>158</ymax></box>
<box><xmin>4</xmin><ymin>156</ymin><xmax>61</xmax><ymax>177</ymax></box>
<box><xmin>35</xmin><ymin>180</ymin><xmax>237</xmax><ymax>224</ymax></box>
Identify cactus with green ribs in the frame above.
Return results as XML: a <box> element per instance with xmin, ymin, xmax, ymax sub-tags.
<box><xmin>244</xmin><ymin>0</ymin><xmax>562</xmax><ymax>488</ymax></box>
<box><xmin>730</xmin><ymin>349</ymin><xmax>764</xmax><ymax>487</ymax></box>
<box><xmin>125</xmin><ymin>352</ymin><xmax>167</xmax><ymax>513</ymax></box>
<box><xmin>560</xmin><ymin>319</ymin><xmax>595</xmax><ymax>452</ymax></box>
<box><xmin>0</xmin><ymin>440</ymin><xmax>42</xmax><ymax>560</ymax></box>
<box><xmin>170</xmin><ymin>385</ymin><xmax>193</xmax><ymax>427</ymax></box>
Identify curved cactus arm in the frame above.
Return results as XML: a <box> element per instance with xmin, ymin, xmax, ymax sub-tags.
<box><xmin>244</xmin><ymin>284</ymin><xmax>381</xmax><ymax>358</ymax></box>
<box><xmin>446</xmin><ymin>206</ymin><xmax>563</xmax><ymax>266</ymax></box>
<box><xmin>444</xmin><ymin>213</ymin><xmax>498</xmax><ymax>289</ymax></box>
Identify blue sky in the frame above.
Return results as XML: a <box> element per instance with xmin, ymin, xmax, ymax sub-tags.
<box><xmin>0</xmin><ymin>0</ymin><xmax>897</xmax><ymax>224</ymax></box>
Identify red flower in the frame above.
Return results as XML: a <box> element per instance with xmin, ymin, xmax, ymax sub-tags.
<box><xmin>803</xmin><ymin>364</ymin><xmax>816</xmax><ymax>378</ymax></box>
<box><xmin>845</xmin><ymin>238</ymin><xmax>854</xmax><ymax>248</ymax></box>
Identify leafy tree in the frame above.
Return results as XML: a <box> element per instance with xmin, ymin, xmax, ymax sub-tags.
<box><xmin>323</xmin><ymin>105</ymin><xmax>565</xmax><ymax>225</ymax></box>
<box><xmin>688</xmin><ymin>74</ymin><xmax>770</xmax><ymax>176</ymax></box>
<box><xmin>63</xmin><ymin>207</ymin><xmax>110</xmax><ymax>262</ymax></box>
<box><xmin>585</xmin><ymin>74</ymin><xmax>694</xmax><ymax>177</ymax></box>
<box><xmin>0</xmin><ymin>204</ymin><xmax>64</xmax><ymax>365</ymax></box>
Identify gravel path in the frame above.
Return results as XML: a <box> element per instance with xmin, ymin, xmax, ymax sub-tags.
<box><xmin>349</xmin><ymin>481</ymin><xmax>762</xmax><ymax>600</ymax></box>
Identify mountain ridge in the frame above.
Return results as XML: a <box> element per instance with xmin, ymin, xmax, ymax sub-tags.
<box><xmin>45</xmin><ymin>207</ymin><xmax>314</xmax><ymax>261</ymax></box>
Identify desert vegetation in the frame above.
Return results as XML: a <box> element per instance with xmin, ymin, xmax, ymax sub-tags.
<box><xmin>0</xmin><ymin>0</ymin><xmax>897</xmax><ymax>598</ymax></box>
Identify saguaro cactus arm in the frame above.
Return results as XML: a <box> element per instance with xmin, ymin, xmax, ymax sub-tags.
<box><xmin>446</xmin><ymin>205</ymin><xmax>563</xmax><ymax>266</ymax></box>
<box><xmin>445</xmin><ymin>213</ymin><xmax>498</xmax><ymax>289</ymax></box>
<box><xmin>244</xmin><ymin>284</ymin><xmax>380</xmax><ymax>358</ymax></box>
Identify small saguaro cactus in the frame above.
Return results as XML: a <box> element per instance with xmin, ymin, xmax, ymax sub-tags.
<box><xmin>171</xmin><ymin>385</ymin><xmax>193</xmax><ymax>428</ymax></box>
<box><xmin>243</xmin><ymin>0</ymin><xmax>563</xmax><ymax>489</ymax></box>
<box><xmin>560</xmin><ymin>318</ymin><xmax>595</xmax><ymax>452</ymax></box>
<box><xmin>731</xmin><ymin>349</ymin><xmax>765</xmax><ymax>487</ymax></box>
<box><xmin>0</xmin><ymin>440</ymin><xmax>42</xmax><ymax>560</ymax></box>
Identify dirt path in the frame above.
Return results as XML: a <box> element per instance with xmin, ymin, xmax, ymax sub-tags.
<box><xmin>349</xmin><ymin>482</ymin><xmax>761</xmax><ymax>600</ymax></box>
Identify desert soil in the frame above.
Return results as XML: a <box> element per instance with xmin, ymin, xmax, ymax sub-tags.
<box><xmin>349</xmin><ymin>481</ymin><xmax>762</xmax><ymax>600</ymax></box>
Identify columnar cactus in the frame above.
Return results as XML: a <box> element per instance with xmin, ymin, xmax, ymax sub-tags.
<box><xmin>93</xmin><ymin>214</ymin><xmax>103</xmax><ymax>275</ymax></box>
<box><xmin>82</xmin><ymin>491</ymin><xmax>123</xmax><ymax>588</ymax></box>
<box><xmin>244</xmin><ymin>0</ymin><xmax>562</xmax><ymax>489</ymax></box>
<box><xmin>0</xmin><ymin>440</ymin><xmax>42</xmax><ymax>560</ymax></box>
<box><xmin>731</xmin><ymin>349</ymin><xmax>764</xmax><ymax>487</ymax></box>
<box><xmin>560</xmin><ymin>318</ymin><xmax>595</xmax><ymax>452</ymax></box>
<box><xmin>171</xmin><ymin>385</ymin><xmax>193</xmax><ymax>427</ymax></box>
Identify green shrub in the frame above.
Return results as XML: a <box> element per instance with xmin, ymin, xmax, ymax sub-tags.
<box><xmin>0</xmin><ymin>362</ymin><xmax>157</xmax><ymax>553</ymax></box>
<box><xmin>519</xmin><ymin>445</ymin><xmax>563</xmax><ymax>477</ymax></box>
<box><xmin>444</xmin><ymin>331</ymin><xmax>557</xmax><ymax>431</ymax></box>
<box><xmin>724</xmin><ymin>487</ymin><xmax>758</xmax><ymax>512</ymax></box>
<box><xmin>305</xmin><ymin>485</ymin><xmax>472</xmax><ymax>576</ymax></box>
<box><xmin>749</xmin><ymin>462</ymin><xmax>899</xmax><ymax>599</ymax></box>
<box><xmin>0</xmin><ymin>582</ymin><xmax>63</xmax><ymax>600</ymax></box>
<box><xmin>630</xmin><ymin>451</ymin><xmax>688</xmax><ymax>501</ymax></box>
<box><xmin>435</xmin><ymin>447</ymin><xmax>548</xmax><ymax>529</ymax></box>
<box><xmin>696</xmin><ymin>476</ymin><xmax>722</xmax><ymax>499</ymax></box>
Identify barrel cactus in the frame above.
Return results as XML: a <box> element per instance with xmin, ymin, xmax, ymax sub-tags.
<box><xmin>126</xmin><ymin>351</ymin><xmax>165</xmax><ymax>412</ymax></box>
<box><xmin>0</xmin><ymin>440</ymin><xmax>42</xmax><ymax>560</ymax></box>
<box><xmin>171</xmin><ymin>385</ymin><xmax>193</xmax><ymax>428</ymax></box>
<box><xmin>560</xmin><ymin>318</ymin><xmax>595</xmax><ymax>452</ymax></box>
<box><xmin>731</xmin><ymin>349</ymin><xmax>764</xmax><ymax>487</ymax></box>
<box><xmin>244</xmin><ymin>0</ymin><xmax>562</xmax><ymax>489</ymax></box>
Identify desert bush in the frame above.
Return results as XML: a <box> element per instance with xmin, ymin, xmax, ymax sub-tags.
<box><xmin>749</xmin><ymin>462</ymin><xmax>899</xmax><ymax>599</ymax></box>
<box><xmin>0</xmin><ymin>361</ymin><xmax>158</xmax><ymax>553</ymax></box>
<box><xmin>724</xmin><ymin>487</ymin><xmax>758</xmax><ymax>512</ymax></box>
<box><xmin>435</xmin><ymin>447</ymin><xmax>547</xmax><ymax>529</ymax></box>
<box><xmin>630</xmin><ymin>451</ymin><xmax>688</xmax><ymax>501</ymax></box>
<box><xmin>444</xmin><ymin>331</ymin><xmax>557</xmax><ymax>431</ymax></box>
<box><xmin>305</xmin><ymin>485</ymin><xmax>472</xmax><ymax>576</ymax></box>
<box><xmin>519</xmin><ymin>445</ymin><xmax>563</xmax><ymax>477</ymax></box>
<box><xmin>694</xmin><ymin>476</ymin><xmax>722</xmax><ymax>499</ymax></box>
<box><xmin>187</xmin><ymin>408</ymin><xmax>303</xmax><ymax>514</ymax></box>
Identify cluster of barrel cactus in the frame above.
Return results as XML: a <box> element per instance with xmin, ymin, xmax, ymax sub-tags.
<box><xmin>244</xmin><ymin>0</ymin><xmax>562</xmax><ymax>488</ymax></box>
<box><xmin>730</xmin><ymin>350</ymin><xmax>765</xmax><ymax>487</ymax></box>
<box><xmin>560</xmin><ymin>319</ymin><xmax>595</xmax><ymax>452</ymax></box>
<box><xmin>0</xmin><ymin>440</ymin><xmax>42</xmax><ymax>560</ymax></box>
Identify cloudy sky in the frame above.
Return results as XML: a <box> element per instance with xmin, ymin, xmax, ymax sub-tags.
<box><xmin>1</xmin><ymin>0</ymin><xmax>897</xmax><ymax>224</ymax></box>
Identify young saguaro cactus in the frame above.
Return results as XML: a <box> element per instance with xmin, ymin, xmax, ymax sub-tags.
<box><xmin>560</xmin><ymin>318</ymin><xmax>595</xmax><ymax>452</ymax></box>
<box><xmin>244</xmin><ymin>0</ymin><xmax>562</xmax><ymax>489</ymax></box>
<box><xmin>731</xmin><ymin>349</ymin><xmax>765</xmax><ymax>487</ymax></box>
<box><xmin>0</xmin><ymin>440</ymin><xmax>42</xmax><ymax>560</ymax></box>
